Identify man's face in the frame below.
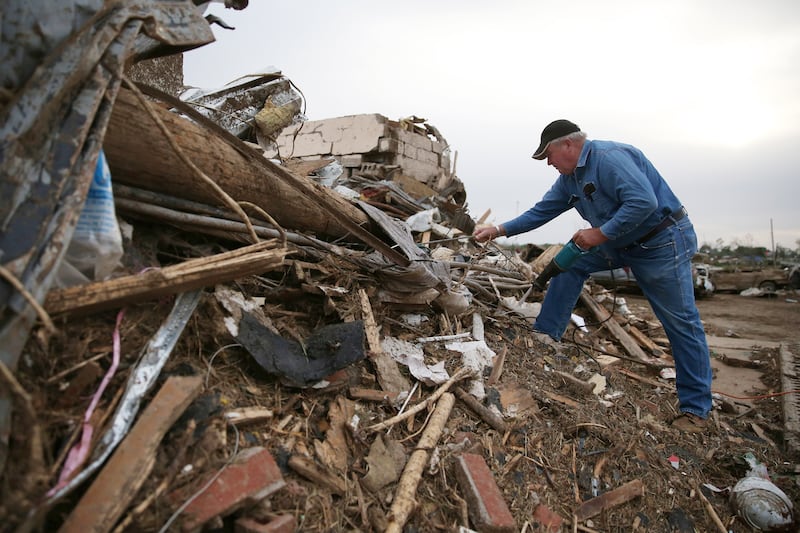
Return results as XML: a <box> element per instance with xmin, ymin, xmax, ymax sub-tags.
<box><xmin>545</xmin><ymin>139</ymin><xmax>579</xmax><ymax>175</ymax></box>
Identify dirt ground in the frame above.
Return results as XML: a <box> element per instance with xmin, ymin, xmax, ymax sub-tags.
<box><xmin>3</xmin><ymin>282</ymin><xmax>800</xmax><ymax>532</ymax></box>
<box><xmin>691</xmin><ymin>291</ymin><xmax>800</xmax><ymax>344</ymax></box>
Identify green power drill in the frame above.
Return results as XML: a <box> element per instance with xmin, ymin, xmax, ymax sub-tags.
<box><xmin>533</xmin><ymin>240</ymin><xmax>596</xmax><ymax>290</ymax></box>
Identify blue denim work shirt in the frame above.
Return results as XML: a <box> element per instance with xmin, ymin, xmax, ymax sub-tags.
<box><xmin>502</xmin><ymin>139</ymin><xmax>684</xmax><ymax>249</ymax></box>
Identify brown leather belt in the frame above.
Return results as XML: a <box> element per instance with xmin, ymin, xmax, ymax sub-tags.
<box><xmin>636</xmin><ymin>207</ymin><xmax>687</xmax><ymax>244</ymax></box>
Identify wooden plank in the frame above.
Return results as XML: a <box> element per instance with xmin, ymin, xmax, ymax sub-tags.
<box><xmin>625</xmin><ymin>324</ymin><xmax>665</xmax><ymax>357</ymax></box>
<box><xmin>358</xmin><ymin>289</ymin><xmax>411</xmax><ymax>394</ymax></box>
<box><xmin>578</xmin><ymin>289</ymin><xmax>656</xmax><ymax>365</ymax></box>
<box><xmin>59</xmin><ymin>376</ymin><xmax>203</xmax><ymax>533</ymax></box>
<box><xmin>45</xmin><ymin>241</ymin><xmax>286</xmax><ymax>317</ymax></box>
<box><xmin>542</xmin><ymin>390</ymin><xmax>580</xmax><ymax>408</ymax></box>
<box><xmin>284</xmin><ymin>158</ymin><xmax>336</xmax><ymax>177</ymax></box>
<box><xmin>349</xmin><ymin>387</ymin><xmax>400</xmax><ymax>403</ymax></box>
<box><xmin>224</xmin><ymin>407</ymin><xmax>274</xmax><ymax>427</ymax></box>
<box><xmin>575</xmin><ymin>479</ymin><xmax>644</xmax><ymax>521</ymax></box>
<box><xmin>392</xmin><ymin>173</ymin><xmax>438</xmax><ymax>199</ymax></box>
<box><xmin>531</xmin><ymin>244</ymin><xmax>562</xmax><ymax>275</ymax></box>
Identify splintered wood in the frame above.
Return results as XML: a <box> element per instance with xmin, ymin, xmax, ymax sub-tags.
<box><xmin>358</xmin><ymin>289</ymin><xmax>410</xmax><ymax>394</ymax></box>
<box><xmin>45</xmin><ymin>241</ymin><xmax>287</xmax><ymax>316</ymax></box>
<box><xmin>578</xmin><ymin>289</ymin><xmax>656</xmax><ymax>366</ymax></box>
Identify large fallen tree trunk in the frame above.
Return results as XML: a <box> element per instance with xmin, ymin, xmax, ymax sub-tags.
<box><xmin>104</xmin><ymin>87</ymin><xmax>369</xmax><ymax>240</ymax></box>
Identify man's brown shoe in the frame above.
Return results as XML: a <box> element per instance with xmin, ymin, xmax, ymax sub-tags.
<box><xmin>671</xmin><ymin>413</ymin><xmax>707</xmax><ymax>433</ymax></box>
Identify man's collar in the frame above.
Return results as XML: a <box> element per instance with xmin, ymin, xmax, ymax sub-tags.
<box><xmin>576</xmin><ymin>139</ymin><xmax>592</xmax><ymax>169</ymax></box>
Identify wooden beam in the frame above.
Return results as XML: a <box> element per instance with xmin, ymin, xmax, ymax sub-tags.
<box><xmin>625</xmin><ymin>323</ymin><xmax>665</xmax><ymax>357</ymax></box>
<box><xmin>358</xmin><ymin>289</ymin><xmax>411</xmax><ymax>394</ymax></box>
<box><xmin>111</xmin><ymin>84</ymin><xmax>411</xmax><ymax>267</ymax></box>
<box><xmin>45</xmin><ymin>241</ymin><xmax>287</xmax><ymax>317</ymax></box>
<box><xmin>578</xmin><ymin>289</ymin><xmax>658</xmax><ymax>366</ymax></box>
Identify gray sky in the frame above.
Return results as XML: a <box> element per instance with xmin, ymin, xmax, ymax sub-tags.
<box><xmin>184</xmin><ymin>0</ymin><xmax>800</xmax><ymax>250</ymax></box>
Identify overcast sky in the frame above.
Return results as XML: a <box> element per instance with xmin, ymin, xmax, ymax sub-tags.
<box><xmin>184</xmin><ymin>0</ymin><xmax>800</xmax><ymax>250</ymax></box>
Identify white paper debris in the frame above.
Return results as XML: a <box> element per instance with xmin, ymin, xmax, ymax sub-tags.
<box><xmin>445</xmin><ymin>340</ymin><xmax>496</xmax><ymax>400</ymax></box>
<box><xmin>381</xmin><ymin>337</ymin><xmax>449</xmax><ymax>385</ymax></box>
<box><xmin>571</xmin><ymin>313</ymin><xmax>589</xmax><ymax>333</ymax></box>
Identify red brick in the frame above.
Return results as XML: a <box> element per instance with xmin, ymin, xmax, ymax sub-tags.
<box><xmin>532</xmin><ymin>503</ymin><xmax>564</xmax><ymax>532</ymax></box>
<box><xmin>178</xmin><ymin>447</ymin><xmax>286</xmax><ymax>531</ymax></box>
<box><xmin>235</xmin><ymin>514</ymin><xmax>296</xmax><ymax>533</ymax></box>
<box><xmin>453</xmin><ymin>453</ymin><xmax>516</xmax><ymax>532</ymax></box>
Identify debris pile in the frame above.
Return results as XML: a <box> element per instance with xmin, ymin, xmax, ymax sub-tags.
<box><xmin>1</xmin><ymin>2</ymin><xmax>798</xmax><ymax>532</ymax></box>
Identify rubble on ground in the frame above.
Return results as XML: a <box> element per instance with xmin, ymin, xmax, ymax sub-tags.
<box><xmin>1</xmin><ymin>2</ymin><xmax>798</xmax><ymax>532</ymax></box>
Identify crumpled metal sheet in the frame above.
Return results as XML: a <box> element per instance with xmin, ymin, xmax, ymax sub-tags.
<box><xmin>0</xmin><ymin>0</ymin><xmax>212</xmax><ymax>366</ymax></box>
<box><xmin>0</xmin><ymin>0</ymin><xmax>213</xmax><ymax>482</ymax></box>
<box><xmin>181</xmin><ymin>72</ymin><xmax>304</xmax><ymax>140</ymax></box>
<box><xmin>357</xmin><ymin>200</ymin><xmax>451</xmax><ymax>293</ymax></box>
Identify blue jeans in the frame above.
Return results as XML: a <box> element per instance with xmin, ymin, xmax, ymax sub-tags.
<box><xmin>534</xmin><ymin>217</ymin><xmax>712</xmax><ymax>418</ymax></box>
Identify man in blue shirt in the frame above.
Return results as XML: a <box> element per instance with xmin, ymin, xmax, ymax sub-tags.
<box><xmin>473</xmin><ymin>119</ymin><xmax>712</xmax><ymax>433</ymax></box>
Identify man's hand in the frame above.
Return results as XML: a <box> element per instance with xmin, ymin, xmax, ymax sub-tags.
<box><xmin>473</xmin><ymin>225</ymin><xmax>504</xmax><ymax>243</ymax></box>
<box><xmin>572</xmin><ymin>227</ymin><xmax>608</xmax><ymax>249</ymax></box>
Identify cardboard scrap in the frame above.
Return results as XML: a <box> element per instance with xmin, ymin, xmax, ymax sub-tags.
<box><xmin>362</xmin><ymin>435</ymin><xmax>408</xmax><ymax>493</ymax></box>
<box><xmin>314</xmin><ymin>397</ymin><xmax>356</xmax><ymax>474</ymax></box>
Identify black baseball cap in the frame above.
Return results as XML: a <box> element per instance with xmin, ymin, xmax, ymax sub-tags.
<box><xmin>532</xmin><ymin>119</ymin><xmax>581</xmax><ymax>160</ymax></box>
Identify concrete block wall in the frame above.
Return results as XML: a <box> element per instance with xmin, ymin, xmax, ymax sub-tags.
<box><xmin>273</xmin><ymin>114</ymin><xmax>387</xmax><ymax>158</ymax></box>
<box><xmin>267</xmin><ymin>113</ymin><xmax>451</xmax><ymax>186</ymax></box>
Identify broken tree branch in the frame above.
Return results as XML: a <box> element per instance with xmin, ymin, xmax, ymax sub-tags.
<box><xmin>453</xmin><ymin>387</ymin><xmax>508</xmax><ymax>432</ymax></box>
<box><xmin>695</xmin><ymin>484</ymin><xmax>728</xmax><ymax>533</ymax></box>
<box><xmin>385</xmin><ymin>392</ymin><xmax>455</xmax><ymax>533</ymax></box>
<box><xmin>0</xmin><ymin>361</ymin><xmax>45</xmax><ymax>488</ymax></box>
<box><xmin>0</xmin><ymin>265</ymin><xmax>56</xmax><ymax>334</ymax></box>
